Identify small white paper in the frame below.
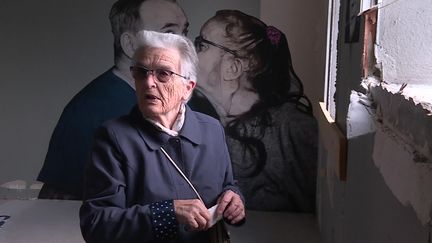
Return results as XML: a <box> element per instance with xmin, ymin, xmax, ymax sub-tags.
<box><xmin>208</xmin><ymin>204</ymin><xmax>222</xmax><ymax>227</ymax></box>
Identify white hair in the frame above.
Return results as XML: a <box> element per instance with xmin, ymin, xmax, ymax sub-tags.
<box><xmin>133</xmin><ymin>30</ymin><xmax>198</xmax><ymax>83</ymax></box>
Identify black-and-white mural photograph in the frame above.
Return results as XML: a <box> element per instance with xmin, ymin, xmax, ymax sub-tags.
<box><xmin>189</xmin><ymin>10</ymin><xmax>318</xmax><ymax>212</ymax></box>
<box><xmin>2</xmin><ymin>0</ymin><xmax>431</xmax><ymax>242</ymax></box>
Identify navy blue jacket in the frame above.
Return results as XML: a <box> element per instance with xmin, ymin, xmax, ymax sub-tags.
<box><xmin>80</xmin><ymin>105</ymin><xmax>242</xmax><ymax>243</ymax></box>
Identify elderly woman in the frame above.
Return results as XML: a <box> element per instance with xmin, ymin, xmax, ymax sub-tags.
<box><xmin>189</xmin><ymin>10</ymin><xmax>318</xmax><ymax>213</ymax></box>
<box><xmin>80</xmin><ymin>30</ymin><xmax>245</xmax><ymax>243</ymax></box>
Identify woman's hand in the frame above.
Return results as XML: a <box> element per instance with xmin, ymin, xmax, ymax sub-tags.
<box><xmin>174</xmin><ymin>199</ymin><xmax>211</xmax><ymax>231</ymax></box>
<box><xmin>216</xmin><ymin>190</ymin><xmax>245</xmax><ymax>224</ymax></box>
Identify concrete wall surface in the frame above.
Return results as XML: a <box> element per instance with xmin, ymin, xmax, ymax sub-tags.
<box><xmin>318</xmin><ymin>0</ymin><xmax>432</xmax><ymax>241</ymax></box>
<box><xmin>376</xmin><ymin>0</ymin><xmax>432</xmax><ymax>85</ymax></box>
<box><xmin>318</xmin><ymin>132</ymin><xmax>431</xmax><ymax>243</ymax></box>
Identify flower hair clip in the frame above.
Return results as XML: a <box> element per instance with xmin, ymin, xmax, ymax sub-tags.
<box><xmin>266</xmin><ymin>26</ymin><xmax>281</xmax><ymax>46</ymax></box>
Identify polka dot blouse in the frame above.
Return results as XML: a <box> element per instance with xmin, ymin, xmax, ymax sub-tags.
<box><xmin>150</xmin><ymin>200</ymin><xmax>178</xmax><ymax>240</ymax></box>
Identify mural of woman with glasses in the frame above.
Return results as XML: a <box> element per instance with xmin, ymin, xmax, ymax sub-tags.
<box><xmin>189</xmin><ymin>10</ymin><xmax>318</xmax><ymax>212</ymax></box>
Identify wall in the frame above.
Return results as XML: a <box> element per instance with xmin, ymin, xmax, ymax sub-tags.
<box><xmin>318</xmin><ymin>131</ymin><xmax>430</xmax><ymax>243</ymax></box>
<box><xmin>318</xmin><ymin>0</ymin><xmax>432</xmax><ymax>242</ymax></box>
<box><xmin>376</xmin><ymin>0</ymin><xmax>432</xmax><ymax>85</ymax></box>
<box><xmin>0</xmin><ymin>0</ymin><xmax>116</xmax><ymax>187</ymax></box>
<box><xmin>0</xmin><ymin>0</ymin><xmax>259</xmax><ymax>190</ymax></box>
<box><xmin>260</xmin><ymin>0</ymin><xmax>328</xmax><ymax>115</ymax></box>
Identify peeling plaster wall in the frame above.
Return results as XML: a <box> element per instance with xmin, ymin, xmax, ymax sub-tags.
<box><xmin>369</xmin><ymin>83</ymin><xmax>432</xmax><ymax>226</ymax></box>
<box><xmin>318</xmin><ymin>133</ymin><xmax>430</xmax><ymax>243</ymax></box>
<box><xmin>372</xmin><ymin>85</ymin><xmax>432</xmax><ymax>163</ymax></box>
<box><xmin>373</xmin><ymin>126</ymin><xmax>432</xmax><ymax>225</ymax></box>
<box><xmin>318</xmin><ymin>92</ymin><xmax>432</xmax><ymax>243</ymax></box>
<box><xmin>376</xmin><ymin>0</ymin><xmax>432</xmax><ymax>85</ymax></box>
<box><xmin>370</xmin><ymin>0</ymin><xmax>432</xmax><ymax>226</ymax></box>
<box><xmin>318</xmin><ymin>0</ymin><xmax>432</xmax><ymax>241</ymax></box>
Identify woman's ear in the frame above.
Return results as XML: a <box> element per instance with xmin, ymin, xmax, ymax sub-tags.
<box><xmin>221</xmin><ymin>55</ymin><xmax>243</xmax><ymax>81</ymax></box>
<box><xmin>182</xmin><ymin>80</ymin><xmax>196</xmax><ymax>101</ymax></box>
<box><xmin>120</xmin><ymin>31</ymin><xmax>137</xmax><ymax>59</ymax></box>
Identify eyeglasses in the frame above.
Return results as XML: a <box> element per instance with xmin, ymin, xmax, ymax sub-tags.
<box><xmin>194</xmin><ymin>36</ymin><xmax>238</xmax><ymax>57</ymax></box>
<box><xmin>130</xmin><ymin>65</ymin><xmax>188</xmax><ymax>83</ymax></box>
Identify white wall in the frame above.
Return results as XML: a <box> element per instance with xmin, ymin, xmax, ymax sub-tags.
<box><xmin>376</xmin><ymin>0</ymin><xmax>432</xmax><ymax>85</ymax></box>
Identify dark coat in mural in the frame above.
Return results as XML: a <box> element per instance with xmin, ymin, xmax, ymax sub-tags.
<box><xmin>37</xmin><ymin>70</ymin><xmax>136</xmax><ymax>198</ymax></box>
<box><xmin>189</xmin><ymin>10</ymin><xmax>318</xmax><ymax>213</ymax></box>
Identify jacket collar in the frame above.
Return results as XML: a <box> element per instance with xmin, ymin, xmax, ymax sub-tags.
<box><xmin>130</xmin><ymin>105</ymin><xmax>202</xmax><ymax>151</ymax></box>
<box><xmin>178</xmin><ymin>105</ymin><xmax>202</xmax><ymax>145</ymax></box>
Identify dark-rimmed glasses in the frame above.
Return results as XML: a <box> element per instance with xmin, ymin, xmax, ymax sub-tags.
<box><xmin>130</xmin><ymin>65</ymin><xmax>188</xmax><ymax>83</ymax></box>
<box><xmin>194</xmin><ymin>36</ymin><xmax>238</xmax><ymax>57</ymax></box>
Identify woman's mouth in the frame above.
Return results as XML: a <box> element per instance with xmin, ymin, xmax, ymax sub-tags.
<box><xmin>145</xmin><ymin>94</ymin><xmax>159</xmax><ymax>100</ymax></box>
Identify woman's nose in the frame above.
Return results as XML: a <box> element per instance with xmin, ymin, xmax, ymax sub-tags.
<box><xmin>142</xmin><ymin>72</ymin><xmax>158</xmax><ymax>88</ymax></box>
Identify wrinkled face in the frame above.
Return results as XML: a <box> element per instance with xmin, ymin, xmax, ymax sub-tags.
<box><xmin>196</xmin><ymin>20</ymin><xmax>231</xmax><ymax>108</ymax></box>
<box><xmin>133</xmin><ymin>47</ymin><xmax>194</xmax><ymax>122</ymax></box>
<box><xmin>138</xmin><ymin>0</ymin><xmax>189</xmax><ymax>35</ymax></box>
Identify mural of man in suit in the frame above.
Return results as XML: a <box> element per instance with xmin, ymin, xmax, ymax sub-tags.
<box><xmin>37</xmin><ymin>0</ymin><xmax>189</xmax><ymax>199</ymax></box>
